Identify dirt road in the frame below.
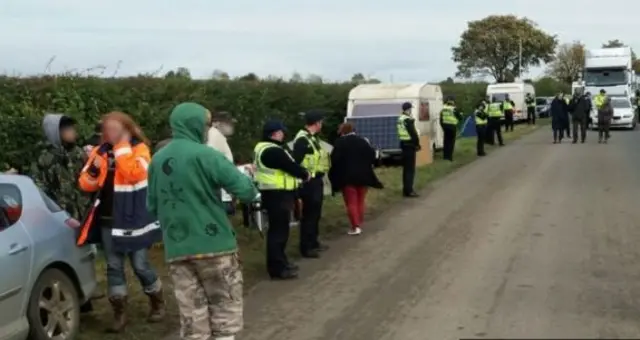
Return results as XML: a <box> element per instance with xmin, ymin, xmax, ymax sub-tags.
<box><xmin>239</xmin><ymin>128</ymin><xmax>640</xmax><ymax>340</ymax></box>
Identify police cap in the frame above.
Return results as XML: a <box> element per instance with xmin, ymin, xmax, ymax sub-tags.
<box><xmin>600</xmin><ymin>89</ymin><xmax>606</xmax><ymax>94</ymax></box>
<box><xmin>262</xmin><ymin>119</ymin><xmax>286</xmax><ymax>136</ymax></box>
<box><xmin>401</xmin><ymin>102</ymin><xmax>412</xmax><ymax>111</ymax></box>
<box><xmin>303</xmin><ymin>110</ymin><xmax>325</xmax><ymax>125</ymax></box>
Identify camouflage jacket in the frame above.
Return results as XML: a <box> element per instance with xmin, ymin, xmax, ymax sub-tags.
<box><xmin>30</xmin><ymin>143</ymin><xmax>89</xmax><ymax>219</ymax></box>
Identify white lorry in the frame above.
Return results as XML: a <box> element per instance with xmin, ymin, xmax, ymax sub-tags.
<box><xmin>486</xmin><ymin>82</ymin><xmax>536</xmax><ymax>122</ymax></box>
<box><xmin>345</xmin><ymin>83</ymin><xmax>444</xmax><ymax>158</ymax></box>
<box><xmin>573</xmin><ymin>47</ymin><xmax>636</xmax><ymax>99</ymax></box>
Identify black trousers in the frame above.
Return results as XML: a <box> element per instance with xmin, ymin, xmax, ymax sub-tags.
<box><xmin>442</xmin><ymin>124</ymin><xmax>457</xmax><ymax>161</ymax></box>
<box><xmin>487</xmin><ymin>117</ymin><xmax>504</xmax><ymax>145</ymax></box>
<box><xmin>476</xmin><ymin>124</ymin><xmax>487</xmax><ymax>155</ymax></box>
<box><xmin>598</xmin><ymin>120</ymin><xmax>611</xmax><ymax>140</ymax></box>
<box><xmin>262</xmin><ymin>191</ymin><xmax>294</xmax><ymax>276</ymax></box>
<box><xmin>299</xmin><ymin>176</ymin><xmax>323</xmax><ymax>255</ymax></box>
<box><xmin>400</xmin><ymin>145</ymin><xmax>416</xmax><ymax>195</ymax></box>
<box><xmin>572</xmin><ymin>120</ymin><xmax>587</xmax><ymax>143</ymax></box>
<box><xmin>527</xmin><ymin>107</ymin><xmax>536</xmax><ymax>125</ymax></box>
<box><xmin>504</xmin><ymin>111</ymin><xmax>514</xmax><ymax>132</ymax></box>
<box><xmin>565</xmin><ymin>114</ymin><xmax>571</xmax><ymax>137</ymax></box>
<box><xmin>553</xmin><ymin>128</ymin><xmax>564</xmax><ymax>141</ymax></box>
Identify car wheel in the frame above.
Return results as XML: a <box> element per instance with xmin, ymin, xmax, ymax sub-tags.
<box><xmin>27</xmin><ymin>268</ymin><xmax>80</xmax><ymax>340</ymax></box>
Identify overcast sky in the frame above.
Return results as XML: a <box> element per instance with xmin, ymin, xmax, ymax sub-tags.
<box><xmin>1</xmin><ymin>0</ymin><xmax>638</xmax><ymax>82</ymax></box>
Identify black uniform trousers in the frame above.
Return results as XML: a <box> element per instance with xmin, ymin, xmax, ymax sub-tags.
<box><xmin>299</xmin><ymin>176</ymin><xmax>323</xmax><ymax>255</ymax></box>
<box><xmin>565</xmin><ymin>114</ymin><xmax>572</xmax><ymax>137</ymax></box>
<box><xmin>442</xmin><ymin>123</ymin><xmax>457</xmax><ymax>161</ymax></box>
<box><xmin>572</xmin><ymin>119</ymin><xmax>587</xmax><ymax>143</ymax></box>
<box><xmin>504</xmin><ymin>110</ymin><xmax>515</xmax><ymax>132</ymax></box>
<box><xmin>476</xmin><ymin>124</ymin><xmax>487</xmax><ymax>155</ymax></box>
<box><xmin>487</xmin><ymin>117</ymin><xmax>504</xmax><ymax>145</ymax></box>
<box><xmin>527</xmin><ymin>107</ymin><xmax>536</xmax><ymax>125</ymax></box>
<box><xmin>262</xmin><ymin>190</ymin><xmax>295</xmax><ymax>276</ymax></box>
<box><xmin>400</xmin><ymin>144</ymin><xmax>417</xmax><ymax>195</ymax></box>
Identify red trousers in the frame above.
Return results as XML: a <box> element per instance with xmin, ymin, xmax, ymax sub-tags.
<box><xmin>342</xmin><ymin>186</ymin><xmax>368</xmax><ymax>228</ymax></box>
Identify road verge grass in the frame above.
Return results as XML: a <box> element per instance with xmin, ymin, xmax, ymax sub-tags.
<box><xmin>77</xmin><ymin>121</ymin><xmax>545</xmax><ymax>340</ymax></box>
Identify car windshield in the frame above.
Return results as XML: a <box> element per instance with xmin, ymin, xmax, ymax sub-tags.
<box><xmin>351</xmin><ymin>103</ymin><xmax>402</xmax><ymax>117</ymax></box>
<box><xmin>611</xmin><ymin>99</ymin><xmax>631</xmax><ymax>109</ymax></box>
<box><xmin>584</xmin><ymin>69</ymin><xmax>627</xmax><ymax>86</ymax></box>
<box><xmin>536</xmin><ymin>98</ymin><xmax>547</xmax><ymax>105</ymax></box>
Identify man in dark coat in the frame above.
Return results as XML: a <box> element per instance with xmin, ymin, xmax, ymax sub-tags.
<box><xmin>550</xmin><ymin>93</ymin><xmax>569</xmax><ymax>143</ymax></box>
<box><xmin>569</xmin><ymin>89</ymin><xmax>592</xmax><ymax>144</ymax></box>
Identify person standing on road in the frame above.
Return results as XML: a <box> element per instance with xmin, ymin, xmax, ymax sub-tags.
<box><xmin>550</xmin><ymin>93</ymin><xmax>569</xmax><ymax>144</ymax></box>
<box><xmin>474</xmin><ymin>102</ymin><xmax>488</xmax><ymax>156</ymax></box>
<box><xmin>594</xmin><ymin>89</ymin><xmax>607</xmax><ymax>110</ymax></box>
<box><xmin>440</xmin><ymin>96</ymin><xmax>462</xmax><ymax>161</ymax></box>
<box><xmin>147</xmin><ymin>103</ymin><xmax>258</xmax><ymax>340</ymax></box>
<box><xmin>77</xmin><ymin>112</ymin><xmax>165</xmax><ymax>333</ymax></box>
<box><xmin>293</xmin><ymin>110</ymin><xmax>330</xmax><ymax>258</ymax></box>
<box><xmin>397</xmin><ymin>102</ymin><xmax>420</xmax><ymax>197</ymax></box>
<box><xmin>486</xmin><ymin>97</ymin><xmax>505</xmax><ymax>146</ymax></box>
<box><xmin>597</xmin><ymin>97</ymin><xmax>613</xmax><ymax>144</ymax></box>
<box><xmin>569</xmin><ymin>89</ymin><xmax>591</xmax><ymax>144</ymax></box>
<box><xmin>502</xmin><ymin>94</ymin><xmax>515</xmax><ymax>132</ymax></box>
<box><xmin>525</xmin><ymin>93</ymin><xmax>536</xmax><ymax>125</ymax></box>
<box><xmin>328</xmin><ymin>123</ymin><xmax>383</xmax><ymax>236</ymax></box>
<box><xmin>564</xmin><ymin>94</ymin><xmax>573</xmax><ymax>138</ymax></box>
<box><xmin>255</xmin><ymin>120</ymin><xmax>309</xmax><ymax>279</ymax></box>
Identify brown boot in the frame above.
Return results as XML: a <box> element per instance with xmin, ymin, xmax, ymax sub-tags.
<box><xmin>146</xmin><ymin>290</ymin><xmax>166</xmax><ymax>323</ymax></box>
<box><xmin>107</xmin><ymin>296</ymin><xmax>127</xmax><ymax>333</ymax></box>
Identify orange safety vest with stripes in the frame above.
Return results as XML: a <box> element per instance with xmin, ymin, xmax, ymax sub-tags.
<box><xmin>77</xmin><ymin>140</ymin><xmax>160</xmax><ymax>250</ymax></box>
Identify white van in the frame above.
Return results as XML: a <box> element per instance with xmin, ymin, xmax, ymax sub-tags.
<box><xmin>345</xmin><ymin>83</ymin><xmax>444</xmax><ymax>158</ymax></box>
<box><xmin>486</xmin><ymin>82</ymin><xmax>536</xmax><ymax>122</ymax></box>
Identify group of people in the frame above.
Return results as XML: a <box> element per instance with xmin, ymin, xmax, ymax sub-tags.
<box><xmin>19</xmin><ymin>102</ymin><xmax>388</xmax><ymax>340</ymax></box>
<box><xmin>549</xmin><ymin>88</ymin><xmax>613</xmax><ymax>144</ymax></box>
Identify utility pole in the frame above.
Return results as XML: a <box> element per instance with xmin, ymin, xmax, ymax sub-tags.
<box><xmin>518</xmin><ymin>37</ymin><xmax>523</xmax><ymax>78</ymax></box>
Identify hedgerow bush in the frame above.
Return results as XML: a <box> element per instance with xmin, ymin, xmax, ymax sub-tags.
<box><xmin>0</xmin><ymin>75</ymin><xmax>568</xmax><ymax>171</ymax></box>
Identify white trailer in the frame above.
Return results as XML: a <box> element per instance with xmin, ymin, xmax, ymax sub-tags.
<box><xmin>486</xmin><ymin>82</ymin><xmax>536</xmax><ymax>121</ymax></box>
<box><xmin>345</xmin><ymin>83</ymin><xmax>444</xmax><ymax>158</ymax></box>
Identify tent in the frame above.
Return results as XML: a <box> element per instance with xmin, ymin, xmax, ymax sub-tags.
<box><xmin>459</xmin><ymin>115</ymin><xmax>477</xmax><ymax>137</ymax></box>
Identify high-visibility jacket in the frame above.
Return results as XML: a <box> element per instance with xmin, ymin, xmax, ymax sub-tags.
<box><xmin>475</xmin><ymin>110</ymin><xmax>488</xmax><ymax>125</ymax></box>
<box><xmin>487</xmin><ymin>102</ymin><xmax>504</xmax><ymax>118</ymax></box>
<box><xmin>441</xmin><ymin>104</ymin><xmax>458</xmax><ymax>125</ymax></box>
<box><xmin>397</xmin><ymin>114</ymin><xmax>412</xmax><ymax>141</ymax></box>
<box><xmin>502</xmin><ymin>101</ymin><xmax>513</xmax><ymax>111</ymax></box>
<box><xmin>294</xmin><ymin>130</ymin><xmax>328</xmax><ymax>176</ymax></box>
<box><xmin>77</xmin><ymin>140</ymin><xmax>160</xmax><ymax>250</ymax></box>
<box><xmin>526</xmin><ymin>97</ymin><xmax>536</xmax><ymax>108</ymax></box>
<box><xmin>594</xmin><ymin>94</ymin><xmax>606</xmax><ymax>109</ymax></box>
<box><xmin>253</xmin><ymin>142</ymin><xmax>299</xmax><ymax>191</ymax></box>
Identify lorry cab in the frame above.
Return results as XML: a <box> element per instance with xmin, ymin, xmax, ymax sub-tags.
<box><xmin>345</xmin><ymin>83</ymin><xmax>444</xmax><ymax>158</ymax></box>
<box><xmin>486</xmin><ymin>82</ymin><xmax>536</xmax><ymax>122</ymax></box>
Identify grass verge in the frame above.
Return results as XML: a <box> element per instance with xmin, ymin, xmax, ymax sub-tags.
<box><xmin>76</xmin><ymin>121</ymin><xmax>545</xmax><ymax>340</ymax></box>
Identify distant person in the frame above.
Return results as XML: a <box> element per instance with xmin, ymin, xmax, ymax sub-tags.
<box><xmin>502</xmin><ymin>94</ymin><xmax>516</xmax><ymax>132</ymax></box>
<box><xmin>396</xmin><ymin>102</ymin><xmax>420</xmax><ymax>197</ymax></box>
<box><xmin>486</xmin><ymin>96</ymin><xmax>505</xmax><ymax>146</ymax></box>
<box><xmin>148</xmin><ymin>102</ymin><xmax>258</xmax><ymax>339</ymax></box>
<box><xmin>594</xmin><ymin>89</ymin><xmax>607</xmax><ymax>110</ymax></box>
<box><xmin>473</xmin><ymin>102</ymin><xmax>488</xmax><ymax>156</ymax></box>
<box><xmin>207</xmin><ymin>111</ymin><xmax>236</xmax><ymax>162</ymax></box>
<box><xmin>525</xmin><ymin>93</ymin><xmax>536</xmax><ymax>125</ymax></box>
<box><xmin>569</xmin><ymin>89</ymin><xmax>591</xmax><ymax>144</ymax></box>
<box><xmin>550</xmin><ymin>93</ymin><xmax>569</xmax><ymax>144</ymax></box>
<box><xmin>328</xmin><ymin>123</ymin><xmax>383</xmax><ymax>236</ymax></box>
<box><xmin>597</xmin><ymin>97</ymin><xmax>613</xmax><ymax>143</ymax></box>
<box><xmin>440</xmin><ymin>96</ymin><xmax>462</xmax><ymax>161</ymax></box>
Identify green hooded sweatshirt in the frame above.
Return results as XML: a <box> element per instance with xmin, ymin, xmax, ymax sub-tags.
<box><xmin>147</xmin><ymin>102</ymin><xmax>259</xmax><ymax>262</ymax></box>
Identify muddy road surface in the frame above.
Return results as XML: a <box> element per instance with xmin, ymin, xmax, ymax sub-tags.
<box><xmin>240</xmin><ymin>128</ymin><xmax>640</xmax><ymax>340</ymax></box>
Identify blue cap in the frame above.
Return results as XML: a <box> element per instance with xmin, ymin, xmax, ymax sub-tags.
<box><xmin>303</xmin><ymin>110</ymin><xmax>325</xmax><ymax>125</ymax></box>
<box><xmin>262</xmin><ymin>120</ymin><xmax>286</xmax><ymax>136</ymax></box>
<box><xmin>401</xmin><ymin>102</ymin><xmax>412</xmax><ymax>111</ymax></box>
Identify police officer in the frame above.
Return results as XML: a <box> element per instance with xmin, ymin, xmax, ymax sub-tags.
<box><xmin>487</xmin><ymin>96</ymin><xmax>505</xmax><ymax>146</ymax></box>
<box><xmin>502</xmin><ymin>94</ymin><xmax>515</xmax><ymax>132</ymax></box>
<box><xmin>440</xmin><ymin>96</ymin><xmax>462</xmax><ymax>161</ymax></box>
<box><xmin>293</xmin><ymin>110</ymin><xmax>330</xmax><ymax>258</ymax></box>
<box><xmin>594</xmin><ymin>89</ymin><xmax>607</xmax><ymax>110</ymax></box>
<box><xmin>255</xmin><ymin>120</ymin><xmax>310</xmax><ymax>279</ymax></box>
<box><xmin>474</xmin><ymin>102</ymin><xmax>488</xmax><ymax>156</ymax></box>
<box><xmin>397</xmin><ymin>102</ymin><xmax>420</xmax><ymax>198</ymax></box>
<box><xmin>525</xmin><ymin>93</ymin><xmax>536</xmax><ymax>125</ymax></box>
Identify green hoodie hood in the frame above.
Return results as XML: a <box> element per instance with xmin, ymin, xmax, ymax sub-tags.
<box><xmin>170</xmin><ymin>102</ymin><xmax>208</xmax><ymax>143</ymax></box>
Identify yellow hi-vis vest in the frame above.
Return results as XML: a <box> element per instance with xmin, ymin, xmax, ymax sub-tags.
<box><xmin>397</xmin><ymin>114</ymin><xmax>412</xmax><ymax>141</ymax></box>
<box><xmin>441</xmin><ymin>104</ymin><xmax>458</xmax><ymax>125</ymax></box>
<box><xmin>475</xmin><ymin>111</ymin><xmax>488</xmax><ymax>125</ymax></box>
<box><xmin>294</xmin><ymin>130</ymin><xmax>327</xmax><ymax>176</ymax></box>
<box><xmin>487</xmin><ymin>102</ymin><xmax>503</xmax><ymax>117</ymax></box>
<box><xmin>526</xmin><ymin>97</ymin><xmax>535</xmax><ymax>107</ymax></box>
<box><xmin>502</xmin><ymin>101</ymin><xmax>513</xmax><ymax>111</ymax></box>
<box><xmin>253</xmin><ymin>142</ymin><xmax>299</xmax><ymax>191</ymax></box>
<box><xmin>594</xmin><ymin>94</ymin><xmax>606</xmax><ymax>109</ymax></box>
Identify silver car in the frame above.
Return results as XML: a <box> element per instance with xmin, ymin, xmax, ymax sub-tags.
<box><xmin>0</xmin><ymin>174</ymin><xmax>97</xmax><ymax>340</ymax></box>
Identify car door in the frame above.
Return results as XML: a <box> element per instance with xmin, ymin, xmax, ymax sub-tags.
<box><xmin>0</xmin><ymin>183</ymin><xmax>32</xmax><ymax>339</ymax></box>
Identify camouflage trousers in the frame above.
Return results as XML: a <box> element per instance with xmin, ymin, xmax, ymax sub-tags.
<box><xmin>169</xmin><ymin>254</ymin><xmax>243</xmax><ymax>340</ymax></box>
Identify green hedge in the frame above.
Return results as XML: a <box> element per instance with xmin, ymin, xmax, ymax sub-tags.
<box><xmin>0</xmin><ymin>76</ymin><xmax>568</xmax><ymax>172</ymax></box>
